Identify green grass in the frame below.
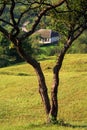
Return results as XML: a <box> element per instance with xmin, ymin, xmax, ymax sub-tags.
<box><xmin>0</xmin><ymin>54</ymin><xmax>87</xmax><ymax>130</ymax></box>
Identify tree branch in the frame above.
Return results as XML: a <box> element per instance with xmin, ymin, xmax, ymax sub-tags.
<box><xmin>10</xmin><ymin>0</ymin><xmax>16</xmax><ymax>25</ymax></box>
<box><xmin>0</xmin><ymin>19</ymin><xmax>14</xmax><ymax>27</ymax></box>
<box><xmin>20</xmin><ymin>0</ymin><xmax>66</xmax><ymax>40</ymax></box>
<box><xmin>9</xmin><ymin>0</ymin><xmax>20</xmax><ymax>37</ymax></box>
<box><xmin>73</xmin><ymin>24</ymin><xmax>87</xmax><ymax>41</ymax></box>
<box><xmin>0</xmin><ymin>25</ymin><xmax>9</xmax><ymax>38</ymax></box>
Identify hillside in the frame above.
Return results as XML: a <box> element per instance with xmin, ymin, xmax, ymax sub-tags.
<box><xmin>0</xmin><ymin>54</ymin><xmax>87</xmax><ymax>130</ymax></box>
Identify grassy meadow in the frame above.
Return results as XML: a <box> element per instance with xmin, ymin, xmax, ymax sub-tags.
<box><xmin>0</xmin><ymin>54</ymin><xmax>87</xmax><ymax>130</ymax></box>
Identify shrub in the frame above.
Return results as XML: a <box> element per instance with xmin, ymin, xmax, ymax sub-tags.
<box><xmin>0</xmin><ymin>58</ymin><xmax>9</xmax><ymax>68</ymax></box>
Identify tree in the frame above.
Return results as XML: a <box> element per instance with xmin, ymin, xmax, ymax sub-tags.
<box><xmin>0</xmin><ymin>0</ymin><xmax>87</xmax><ymax>123</ymax></box>
<box><xmin>48</xmin><ymin>0</ymin><xmax>87</xmax><ymax>121</ymax></box>
<box><xmin>0</xmin><ymin>33</ymin><xmax>24</xmax><ymax>66</ymax></box>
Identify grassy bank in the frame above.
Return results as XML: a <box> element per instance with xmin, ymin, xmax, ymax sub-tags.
<box><xmin>0</xmin><ymin>54</ymin><xmax>87</xmax><ymax>130</ymax></box>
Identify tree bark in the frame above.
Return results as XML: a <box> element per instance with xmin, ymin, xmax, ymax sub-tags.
<box><xmin>49</xmin><ymin>38</ymin><xmax>73</xmax><ymax>122</ymax></box>
<box><xmin>14</xmin><ymin>43</ymin><xmax>51</xmax><ymax>117</ymax></box>
<box><xmin>49</xmin><ymin>66</ymin><xmax>59</xmax><ymax>122</ymax></box>
<box><xmin>35</xmin><ymin>63</ymin><xmax>51</xmax><ymax>115</ymax></box>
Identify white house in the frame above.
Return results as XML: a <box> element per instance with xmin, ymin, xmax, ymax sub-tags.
<box><xmin>22</xmin><ymin>25</ymin><xmax>60</xmax><ymax>46</ymax></box>
<box><xmin>36</xmin><ymin>29</ymin><xmax>60</xmax><ymax>46</ymax></box>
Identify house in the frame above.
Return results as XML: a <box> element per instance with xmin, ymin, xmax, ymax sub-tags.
<box><xmin>22</xmin><ymin>25</ymin><xmax>60</xmax><ymax>46</ymax></box>
<box><xmin>36</xmin><ymin>29</ymin><xmax>60</xmax><ymax>46</ymax></box>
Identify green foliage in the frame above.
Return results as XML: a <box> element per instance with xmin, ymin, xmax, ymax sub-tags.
<box><xmin>0</xmin><ymin>58</ymin><xmax>9</xmax><ymax>67</ymax></box>
<box><xmin>48</xmin><ymin>0</ymin><xmax>87</xmax><ymax>50</ymax></box>
<box><xmin>0</xmin><ymin>46</ymin><xmax>3</xmax><ymax>55</ymax></box>
<box><xmin>0</xmin><ymin>30</ymin><xmax>87</xmax><ymax>68</ymax></box>
<box><xmin>0</xmin><ymin>34</ymin><xmax>23</xmax><ymax>67</ymax></box>
<box><xmin>0</xmin><ymin>0</ymin><xmax>87</xmax><ymax>68</ymax></box>
<box><xmin>30</xmin><ymin>33</ymin><xmax>87</xmax><ymax>59</ymax></box>
<box><xmin>0</xmin><ymin>34</ymin><xmax>35</xmax><ymax>67</ymax></box>
<box><xmin>68</xmin><ymin>31</ymin><xmax>87</xmax><ymax>53</ymax></box>
<box><xmin>68</xmin><ymin>42</ymin><xmax>87</xmax><ymax>53</ymax></box>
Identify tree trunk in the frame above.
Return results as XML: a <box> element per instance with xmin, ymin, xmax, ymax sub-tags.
<box><xmin>49</xmin><ymin>38</ymin><xmax>73</xmax><ymax>122</ymax></box>
<box><xmin>15</xmin><ymin>43</ymin><xmax>51</xmax><ymax>118</ymax></box>
<box><xmin>35</xmin><ymin>63</ymin><xmax>51</xmax><ymax>115</ymax></box>
<box><xmin>49</xmin><ymin>66</ymin><xmax>59</xmax><ymax>122</ymax></box>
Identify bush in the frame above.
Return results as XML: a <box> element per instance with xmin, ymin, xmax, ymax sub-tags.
<box><xmin>68</xmin><ymin>42</ymin><xmax>87</xmax><ymax>53</ymax></box>
<box><xmin>0</xmin><ymin>58</ymin><xmax>9</xmax><ymax>68</ymax></box>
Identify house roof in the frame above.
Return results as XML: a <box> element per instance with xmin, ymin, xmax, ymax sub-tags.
<box><xmin>36</xmin><ymin>29</ymin><xmax>59</xmax><ymax>38</ymax></box>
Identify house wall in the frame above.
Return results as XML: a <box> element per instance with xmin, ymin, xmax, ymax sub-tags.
<box><xmin>39</xmin><ymin>38</ymin><xmax>51</xmax><ymax>44</ymax></box>
<box><xmin>51</xmin><ymin>36</ymin><xmax>59</xmax><ymax>43</ymax></box>
<box><xmin>39</xmin><ymin>36</ymin><xmax>59</xmax><ymax>44</ymax></box>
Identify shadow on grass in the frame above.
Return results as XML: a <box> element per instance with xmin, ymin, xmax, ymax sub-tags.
<box><xmin>56</xmin><ymin>120</ymin><xmax>87</xmax><ymax>129</ymax></box>
<box><xmin>28</xmin><ymin>120</ymin><xmax>87</xmax><ymax>129</ymax></box>
<box><xmin>0</xmin><ymin>72</ymin><xmax>32</xmax><ymax>76</ymax></box>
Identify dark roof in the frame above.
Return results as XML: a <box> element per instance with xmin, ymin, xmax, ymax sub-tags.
<box><xmin>36</xmin><ymin>29</ymin><xmax>59</xmax><ymax>38</ymax></box>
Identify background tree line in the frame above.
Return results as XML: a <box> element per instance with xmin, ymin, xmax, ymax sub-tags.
<box><xmin>0</xmin><ymin>30</ymin><xmax>87</xmax><ymax>67</ymax></box>
<box><xmin>0</xmin><ymin>0</ymin><xmax>87</xmax><ymax>68</ymax></box>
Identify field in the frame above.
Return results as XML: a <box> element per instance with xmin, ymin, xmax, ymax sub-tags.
<box><xmin>0</xmin><ymin>54</ymin><xmax>87</xmax><ymax>130</ymax></box>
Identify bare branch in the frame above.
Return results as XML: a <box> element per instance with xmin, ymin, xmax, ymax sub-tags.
<box><xmin>9</xmin><ymin>0</ymin><xmax>20</xmax><ymax>37</ymax></box>
<box><xmin>0</xmin><ymin>18</ymin><xmax>14</xmax><ymax>27</ymax></box>
<box><xmin>73</xmin><ymin>24</ymin><xmax>87</xmax><ymax>40</ymax></box>
<box><xmin>10</xmin><ymin>0</ymin><xmax>16</xmax><ymax>25</ymax></box>
<box><xmin>20</xmin><ymin>0</ymin><xmax>66</xmax><ymax>40</ymax></box>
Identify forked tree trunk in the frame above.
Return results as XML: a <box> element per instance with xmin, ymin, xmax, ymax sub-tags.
<box><xmin>13</xmin><ymin>38</ymin><xmax>73</xmax><ymax>123</ymax></box>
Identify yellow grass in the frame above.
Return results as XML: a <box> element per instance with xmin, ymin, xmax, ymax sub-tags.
<box><xmin>0</xmin><ymin>54</ymin><xmax>87</xmax><ymax>130</ymax></box>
